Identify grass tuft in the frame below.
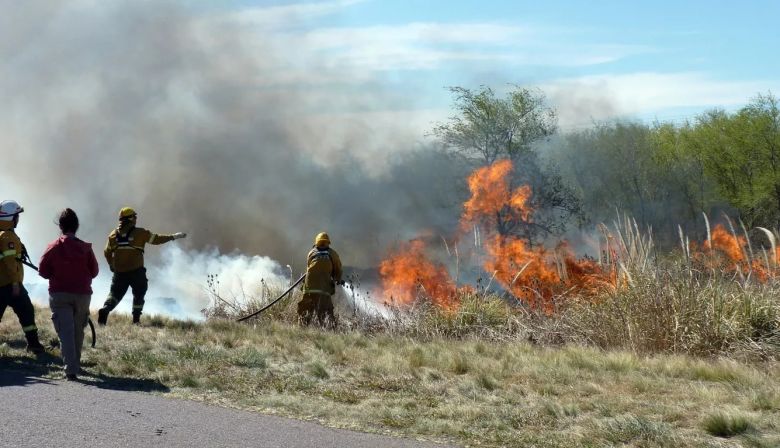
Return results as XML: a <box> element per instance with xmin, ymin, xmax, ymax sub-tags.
<box><xmin>703</xmin><ymin>412</ymin><xmax>754</xmax><ymax>438</ymax></box>
<box><xmin>476</xmin><ymin>373</ymin><xmax>499</xmax><ymax>391</ymax></box>
<box><xmin>450</xmin><ymin>353</ymin><xmax>471</xmax><ymax>375</ymax></box>
<box><xmin>230</xmin><ymin>348</ymin><xmax>268</xmax><ymax>369</ymax></box>
<box><xmin>408</xmin><ymin>347</ymin><xmax>426</xmax><ymax>369</ymax></box>
<box><xmin>751</xmin><ymin>389</ymin><xmax>780</xmax><ymax>411</ymax></box>
<box><xmin>323</xmin><ymin>388</ymin><xmax>364</xmax><ymax>404</ymax></box>
<box><xmin>308</xmin><ymin>361</ymin><xmax>330</xmax><ymax>379</ymax></box>
<box><xmin>543</xmin><ymin>401</ymin><xmax>579</xmax><ymax>419</ymax></box>
<box><xmin>179</xmin><ymin>374</ymin><xmax>201</xmax><ymax>388</ymax></box>
<box><xmin>595</xmin><ymin>414</ymin><xmax>675</xmax><ymax>445</ymax></box>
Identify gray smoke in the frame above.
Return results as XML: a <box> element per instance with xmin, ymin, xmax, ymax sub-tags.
<box><xmin>1</xmin><ymin>0</ymin><xmax>466</xmax><ymax>274</ymax></box>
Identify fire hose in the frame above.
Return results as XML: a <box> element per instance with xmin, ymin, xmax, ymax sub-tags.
<box><xmin>19</xmin><ymin>251</ymin><xmax>97</xmax><ymax>348</ymax></box>
<box><xmin>237</xmin><ymin>274</ymin><xmax>306</xmax><ymax>322</ymax></box>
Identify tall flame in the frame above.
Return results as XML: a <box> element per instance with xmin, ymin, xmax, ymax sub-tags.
<box><xmin>379</xmin><ymin>239</ymin><xmax>457</xmax><ymax>308</ymax></box>
<box><xmin>703</xmin><ymin>225</ymin><xmax>746</xmax><ymax>263</ymax></box>
<box><xmin>694</xmin><ymin>224</ymin><xmax>780</xmax><ymax>281</ymax></box>
<box><xmin>378</xmin><ymin>159</ymin><xmax>614</xmax><ymax>312</ymax></box>
<box><xmin>482</xmin><ymin>234</ymin><xmax>559</xmax><ymax>310</ymax></box>
<box><xmin>463</xmin><ymin>161</ymin><xmax>613</xmax><ymax>311</ymax></box>
<box><xmin>379</xmin><ymin>162</ymin><xmax>780</xmax><ymax>313</ymax></box>
<box><xmin>462</xmin><ymin>159</ymin><xmax>532</xmax><ymax>225</ymax></box>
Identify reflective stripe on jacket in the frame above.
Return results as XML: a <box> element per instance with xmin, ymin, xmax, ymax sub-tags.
<box><xmin>0</xmin><ymin>225</ymin><xmax>23</xmax><ymax>287</ymax></box>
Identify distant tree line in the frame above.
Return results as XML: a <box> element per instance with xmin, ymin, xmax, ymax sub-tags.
<box><xmin>433</xmin><ymin>86</ymin><xmax>780</xmax><ymax>246</ymax></box>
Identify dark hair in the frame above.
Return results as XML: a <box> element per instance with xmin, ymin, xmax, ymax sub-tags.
<box><xmin>59</xmin><ymin>208</ymin><xmax>79</xmax><ymax>234</ymax></box>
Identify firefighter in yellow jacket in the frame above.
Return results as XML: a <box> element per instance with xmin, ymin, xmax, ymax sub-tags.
<box><xmin>97</xmin><ymin>207</ymin><xmax>186</xmax><ymax>325</ymax></box>
<box><xmin>298</xmin><ymin>232</ymin><xmax>343</xmax><ymax>326</ymax></box>
<box><xmin>0</xmin><ymin>200</ymin><xmax>45</xmax><ymax>353</ymax></box>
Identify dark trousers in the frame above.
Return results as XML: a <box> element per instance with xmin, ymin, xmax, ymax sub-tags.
<box><xmin>0</xmin><ymin>284</ymin><xmax>38</xmax><ymax>334</ymax></box>
<box><xmin>297</xmin><ymin>292</ymin><xmax>335</xmax><ymax>326</ymax></box>
<box><xmin>102</xmin><ymin>268</ymin><xmax>148</xmax><ymax>316</ymax></box>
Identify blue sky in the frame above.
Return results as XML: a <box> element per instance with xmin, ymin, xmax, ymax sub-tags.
<box><xmin>208</xmin><ymin>0</ymin><xmax>779</xmax><ymax>128</ymax></box>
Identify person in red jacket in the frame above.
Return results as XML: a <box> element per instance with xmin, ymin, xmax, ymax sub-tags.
<box><xmin>38</xmin><ymin>208</ymin><xmax>99</xmax><ymax>380</ymax></box>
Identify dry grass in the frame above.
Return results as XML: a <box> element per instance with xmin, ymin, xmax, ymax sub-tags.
<box><xmin>2</xmin><ymin>308</ymin><xmax>779</xmax><ymax>447</ymax></box>
<box><xmin>206</xmin><ymin>216</ymin><xmax>779</xmax><ymax>361</ymax></box>
<box><xmin>560</xmin><ymin>262</ymin><xmax>780</xmax><ymax>359</ymax></box>
<box><xmin>207</xmin><ymin>269</ymin><xmax>779</xmax><ymax>362</ymax></box>
<box><xmin>2</xmin><ymin>221</ymin><xmax>778</xmax><ymax>446</ymax></box>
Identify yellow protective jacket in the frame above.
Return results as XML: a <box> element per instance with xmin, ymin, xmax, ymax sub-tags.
<box><xmin>0</xmin><ymin>221</ymin><xmax>24</xmax><ymax>287</ymax></box>
<box><xmin>104</xmin><ymin>225</ymin><xmax>175</xmax><ymax>273</ymax></box>
<box><xmin>303</xmin><ymin>247</ymin><xmax>342</xmax><ymax>295</ymax></box>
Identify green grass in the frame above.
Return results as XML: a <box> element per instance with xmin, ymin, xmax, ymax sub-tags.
<box><xmin>702</xmin><ymin>412</ymin><xmax>754</xmax><ymax>438</ymax></box>
<box><xmin>2</xmin><ymin>308</ymin><xmax>779</xmax><ymax>447</ymax></box>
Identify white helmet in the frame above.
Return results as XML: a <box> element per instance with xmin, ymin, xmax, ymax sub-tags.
<box><xmin>0</xmin><ymin>200</ymin><xmax>24</xmax><ymax>221</ymax></box>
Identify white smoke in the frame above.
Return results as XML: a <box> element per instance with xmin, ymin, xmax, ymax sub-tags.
<box><xmin>148</xmin><ymin>246</ymin><xmax>290</xmax><ymax>319</ymax></box>
<box><xmin>2</xmin><ymin>0</ymin><xmax>471</xmax><ymax>321</ymax></box>
<box><xmin>333</xmin><ymin>285</ymin><xmax>393</xmax><ymax>319</ymax></box>
<box><xmin>25</xmin><ymin>245</ymin><xmax>289</xmax><ymax>320</ymax></box>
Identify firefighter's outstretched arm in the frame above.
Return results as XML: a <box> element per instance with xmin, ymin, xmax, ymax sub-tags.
<box><xmin>148</xmin><ymin>231</ymin><xmax>186</xmax><ymax>245</ymax></box>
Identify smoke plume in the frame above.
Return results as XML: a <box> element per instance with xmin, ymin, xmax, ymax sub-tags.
<box><xmin>2</xmin><ymin>1</ymin><xmax>465</xmax><ymax>317</ymax></box>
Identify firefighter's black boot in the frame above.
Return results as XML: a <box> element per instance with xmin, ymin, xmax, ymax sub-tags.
<box><xmin>25</xmin><ymin>331</ymin><xmax>45</xmax><ymax>354</ymax></box>
<box><xmin>97</xmin><ymin>308</ymin><xmax>109</xmax><ymax>326</ymax></box>
<box><xmin>132</xmin><ymin>312</ymin><xmax>141</xmax><ymax>325</ymax></box>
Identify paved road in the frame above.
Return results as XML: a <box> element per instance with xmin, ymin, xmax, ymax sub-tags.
<box><xmin>0</xmin><ymin>365</ymin><xmax>452</xmax><ymax>448</ymax></box>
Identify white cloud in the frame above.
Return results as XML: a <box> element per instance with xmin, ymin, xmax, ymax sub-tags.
<box><xmin>219</xmin><ymin>6</ymin><xmax>778</xmax><ymax>132</ymax></box>
<box><xmin>228</xmin><ymin>1</ymin><xmax>653</xmax><ymax>75</ymax></box>
<box><xmin>232</xmin><ymin>0</ymin><xmax>366</xmax><ymax>28</ymax></box>
<box><xmin>541</xmin><ymin>72</ymin><xmax>779</xmax><ymax>128</ymax></box>
<box><xmin>302</xmin><ymin>22</ymin><xmax>532</xmax><ymax>47</ymax></box>
<box><xmin>285</xmin><ymin>23</ymin><xmax>651</xmax><ymax>72</ymax></box>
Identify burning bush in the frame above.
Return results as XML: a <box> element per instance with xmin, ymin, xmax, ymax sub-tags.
<box><xmin>379</xmin><ymin>159</ymin><xmax>616</xmax><ymax>312</ymax></box>
<box><xmin>378</xmin><ymin>239</ymin><xmax>458</xmax><ymax>309</ymax></box>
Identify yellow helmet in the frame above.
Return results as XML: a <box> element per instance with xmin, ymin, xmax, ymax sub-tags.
<box><xmin>119</xmin><ymin>207</ymin><xmax>137</xmax><ymax>219</ymax></box>
<box><xmin>314</xmin><ymin>232</ymin><xmax>330</xmax><ymax>247</ymax></box>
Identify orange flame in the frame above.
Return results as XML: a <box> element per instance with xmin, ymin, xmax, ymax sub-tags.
<box><xmin>704</xmin><ymin>225</ymin><xmax>746</xmax><ymax>263</ymax></box>
<box><xmin>693</xmin><ymin>224</ymin><xmax>780</xmax><ymax>281</ymax></box>
<box><xmin>379</xmin><ymin>160</ymin><xmax>616</xmax><ymax>312</ymax></box>
<box><xmin>379</xmin><ymin>239</ymin><xmax>457</xmax><ymax>309</ymax></box>
<box><xmin>483</xmin><ymin>235</ymin><xmax>559</xmax><ymax>310</ymax></box>
<box><xmin>462</xmin><ymin>159</ymin><xmax>533</xmax><ymax>225</ymax></box>
<box><xmin>379</xmin><ymin>161</ymin><xmax>780</xmax><ymax>312</ymax></box>
<box><xmin>464</xmin><ymin>161</ymin><xmax>612</xmax><ymax>311</ymax></box>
